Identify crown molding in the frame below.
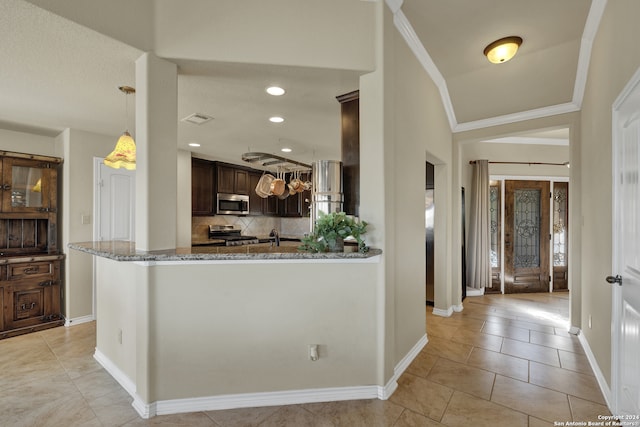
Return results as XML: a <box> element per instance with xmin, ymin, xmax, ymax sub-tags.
<box><xmin>454</xmin><ymin>102</ymin><xmax>580</xmax><ymax>133</ymax></box>
<box><xmin>390</xmin><ymin>7</ymin><xmax>457</xmax><ymax>129</ymax></box>
<box><xmin>386</xmin><ymin>0</ymin><xmax>606</xmax><ymax>133</ymax></box>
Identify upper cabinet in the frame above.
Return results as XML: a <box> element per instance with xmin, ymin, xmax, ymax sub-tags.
<box><xmin>217</xmin><ymin>164</ymin><xmax>249</xmax><ymax>195</ymax></box>
<box><xmin>191</xmin><ymin>158</ymin><xmax>216</xmax><ymax>216</ymax></box>
<box><xmin>1</xmin><ymin>157</ymin><xmax>58</xmax><ymax>214</ymax></box>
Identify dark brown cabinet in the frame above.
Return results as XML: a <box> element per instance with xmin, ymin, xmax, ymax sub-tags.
<box><xmin>191</xmin><ymin>158</ymin><xmax>216</xmax><ymax>216</ymax></box>
<box><xmin>248</xmin><ymin>172</ymin><xmax>263</xmax><ymax>215</ymax></box>
<box><xmin>0</xmin><ymin>151</ymin><xmax>64</xmax><ymax>339</ymax></box>
<box><xmin>217</xmin><ymin>164</ymin><xmax>249</xmax><ymax>195</ymax></box>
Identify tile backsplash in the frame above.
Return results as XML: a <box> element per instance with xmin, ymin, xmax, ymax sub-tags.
<box><xmin>192</xmin><ymin>216</ymin><xmax>311</xmax><ymax>241</ymax></box>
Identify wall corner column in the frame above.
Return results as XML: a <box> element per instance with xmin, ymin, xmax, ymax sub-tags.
<box><xmin>135</xmin><ymin>52</ymin><xmax>178</xmax><ymax>251</ymax></box>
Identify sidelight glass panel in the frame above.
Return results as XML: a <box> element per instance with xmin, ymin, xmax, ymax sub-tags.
<box><xmin>514</xmin><ymin>189</ymin><xmax>540</xmax><ymax>268</ymax></box>
<box><xmin>553</xmin><ymin>185</ymin><xmax>568</xmax><ymax>267</ymax></box>
<box><xmin>490</xmin><ymin>185</ymin><xmax>500</xmax><ymax>268</ymax></box>
<box><xmin>11</xmin><ymin>166</ymin><xmax>43</xmax><ymax>208</ymax></box>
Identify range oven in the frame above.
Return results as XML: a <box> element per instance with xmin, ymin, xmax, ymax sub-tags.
<box><xmin>209</xmin><ymin>225</ymin><xmax>259</xmax><ymax>246</ymax></box>
<box><xmin>216</xmin><ymin>193</ymin><xmax>249</xmax><ymax>215</ymax></box>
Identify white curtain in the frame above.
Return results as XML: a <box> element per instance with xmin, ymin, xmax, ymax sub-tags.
<box><xmin>467</xmin><ymin>160</ymin><xmax>491</xmax><ymax>289</ymax></box>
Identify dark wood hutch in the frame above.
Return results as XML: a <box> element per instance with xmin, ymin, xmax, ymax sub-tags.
<box><xmin>0</xmin><ymin>150</ymin><xmax>64</xmax><ymax>339</ymax></box>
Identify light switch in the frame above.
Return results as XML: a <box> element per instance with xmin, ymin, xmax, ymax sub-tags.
<box><xmin>81</xmin><ymin>214</ymin><xmax>91</xmax><ymax>225</ymax></box>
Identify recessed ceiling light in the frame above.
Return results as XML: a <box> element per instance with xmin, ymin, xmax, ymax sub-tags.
<box><xmin>188</xmin><ymin>142</ymin><xmax>201</xmax><ymax>147</ymax></box>
<box><xmin>269</xmin><ymin>116</ymin><xmax>284</xmax><ymax>123</ymax></box>
<box><xmin>266</xmin><ymin>86</ymin><xmax>285</xmax><ymax>96</ymax></box>
<box><xmin>281</xmin><ymin>147</ymin><xmax>292</xmax><ymax>153</ymax></box>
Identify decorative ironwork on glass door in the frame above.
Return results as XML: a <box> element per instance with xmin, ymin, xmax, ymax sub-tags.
<box><xmin>513</xmin><ymin>189</ymin><xmax>541</xmax><ymax>268</ymax></box>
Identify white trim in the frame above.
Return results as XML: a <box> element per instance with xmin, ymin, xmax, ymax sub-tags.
<box><xmin>490</xmin><ymin>175</ymin><xmax>569</xmax><ymax>183</ymax></box>
<box><xmin>133</xmin><ymin>256</ymin><xmax>382</xmax><ymax>267</ymax></box>
<box><xmin>453</xmin><ymin>303</ymin><xmax>463</xmax><ymax>312</ymax></box>
<box><xmin>454</xmin><ymin>103</ymin><xmax>580</xmax><ymax>134</ymax></box>
<box><xmin>386</xmin><ymin>1</ymin><xmax>605</xmax><ymax>133</ymax></box>
<box><xmin>577</xmin><ymin>329</ymin><xmax>613</xmax><ymax>411</ymax></box>
<box><xmin>569</xmin><ymin>325</ymin><xmax>580</xmax><ymax>335</ymax></box>
<box><xmin>390</xmin><ymin>8</ymin><xmax>457</xmax><ymax>130</ymax></box>
<box><xmin>93</xmin><ymin>335</ymin><xmax>427</xmax><ymax>419</ymax></box>
<box><xmin>432</xmin><ymin>306</ymin><xmax>454</xmax><ymax>317</ymax></box>
<box><xmin>481</xmin><ymin>137</ymin><xmax>569</xmax><ymax>146</ymax></box>
<box><xmin>466</xmin><ymin>287</ymin><xmax>484</xmax><ymax>297</ymax></box>
<box><xmin>573</xmin><ymin>0</ymin><xmax>608</xmax><ymax>107</ymax></box>
<box><xmin>64</xmin><ymin>315</ymin><xmax>95</xmax><ymax>327</ymax></box>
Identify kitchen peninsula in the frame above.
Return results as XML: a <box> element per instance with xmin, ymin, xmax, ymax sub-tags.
<box><xmin>69</xmin><ymin>241</ymin><xmax>384</xmax><ymax>419</ymax></box>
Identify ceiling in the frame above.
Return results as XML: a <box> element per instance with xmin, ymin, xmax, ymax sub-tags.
<box><xmin>0</xmin><ymin>0</ymin><xmax>598</xmax><ymax>166</ymax></box>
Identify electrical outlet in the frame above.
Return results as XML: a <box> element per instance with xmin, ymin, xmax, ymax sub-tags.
<box><xmin>308</xmin><ymin>344</ymin><xmax>319</xmax><ymax>361</ymax></box>
<box><xmin>588</xmin><ymin>315</ymin><xmax>592</xmax><ymax>329</ymax></box>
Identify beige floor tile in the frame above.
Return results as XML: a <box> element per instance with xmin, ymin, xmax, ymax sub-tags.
<box><xmin>501</xmin><ymin>338</ymin><xmax>560</xmax><ymax>367</ymax></box>
<box><xmin>568</xmin><ymin>395</ymin><xmax>612</xmax><ymax>422</ymax></box>
<box><xmin>490</xmin><ymin>375</ymin><xmax>571</xmax><ymax>423</ymax></box>
<box><xmin>441</xmin><ymin>391</ymin><xmax>528</xmax><ymax>427</ymax></box>
<box><xmin>529</xmin><ymin>416</ymin><xmax>555</xmax><ymax>427</ymax></box>
<box><xmin>389</xmin><ymin>374</ymin><xmax>453</xmax><ymax>421</ymax></box>
<box><xmin>426</xmin><ymin>358</ymin><xmax>495</xmax><ymax>400</ymax></box>
<box><xmin>310</xmin><ymin>399</ymin><xmax>405</xmax><ymax>427</ymax></box>
<box><xmin>426</xmin><ymin>322</ymin><xmax>460</xmax><ymax>339</ymax></box>
<box><xmin>73</xmin><ymin>368</ymin><xmax>125</xmax><ymax>401</ymax></box>
<box><xmin>529</xmin><ymin>362</ymin><xmax>606</xmax><ymax>405</ymax></box>
<box><xmin>481</xmin><ymin>322</ymin><xmax>530</xmax><ymax>342</ymax></box>
<box><xmin>530</xmin><ymin>330</ymin><xmax>585</xmax><ymax>354</ymax></box>
<box><xmin>206</xmin><ymin>405</ymin><xmax>281</xmax><ymax>426</ymax></box>
<box><xmin>422</xmin><ymin>336</ymin><xmax>473</xmax><ymax>363</ymax></box>
<box><xmin>554</xmin><ymin>327</ymin><xmax>573</xmax><ymax>336</ymax></box>
<box><xmin>509</xmin><ymin>319</ymin><xmax>556</xmax><ymax>334</ymax></box>
<box><xmin>450</xmin><ymin>328</ymin><xmax>504</xmax><ymax>352</ymax></box>
<box><xmin>405</xmin><ymin>350</ymin><xmax>439</xmax><ymax>378</ymax></box>
<box><xmin>558</xmin><ymin>350</ymin><xmax>595</xmax><ymax>376</ymax></box>
<box><xmin>87</xmin><ymin>387</ymin><xmax>139</xmax><ymax>426</ymax></box>
<box><xmin>393</xmin><ymin>409</ymin><xmax>444</xmax><ymax>426</ymax></box>
<box><xmin>123</xmin><ymin>412</ymin><xmax>218</xmax><ymax>426</ymax></box>
<box><xmin>259</xmin><ymin>405</ymin><xmax>335</xmax><ymax>426</ymax></box>
<box><xmin>466</xmin><ymin>347</ymin><xmax>529</xmax><ymax>382</ymax></box>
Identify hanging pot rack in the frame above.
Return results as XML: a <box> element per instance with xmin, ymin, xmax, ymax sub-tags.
<box><xmin>241</xmin><ymin>152</ymin><xmax>312</xmax><ymax>172</ymax></box>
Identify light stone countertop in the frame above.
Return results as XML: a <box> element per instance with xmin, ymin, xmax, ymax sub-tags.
<box><xmin>68</xmin><ymin>241</ymin><xmax>381</xmax><ymax>262</ymax></box>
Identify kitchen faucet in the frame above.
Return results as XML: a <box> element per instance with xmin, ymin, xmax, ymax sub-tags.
<box><xmin>269</xmin><ymin>229</ymin><xmax>280</xmax><ymax>247</ymax></box>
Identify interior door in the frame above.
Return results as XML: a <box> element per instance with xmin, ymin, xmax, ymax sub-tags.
<box><xmin>504</xmin><ymin>180</ymin><xmax>550</xmax><ymax>293</ymax></box>
<box><xmin>96</xmin><ymin>161</ymin><xmax>135</xmax><ymax>241</ymax></box>
<box><xmin>611</xmin><ymin>73</ymin><xmax>640</xmax><ymax>416</ymax></box>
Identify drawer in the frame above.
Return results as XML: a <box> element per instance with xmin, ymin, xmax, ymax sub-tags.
<box><xmin>7</xmin><ymin>261</ymin><xmax>55</xmax><ymax>281</ymax></box>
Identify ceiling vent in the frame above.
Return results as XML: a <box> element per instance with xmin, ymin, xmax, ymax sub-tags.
<box><xmin>181</xmin><ymin>113</ymin><xmax>214</xmax><ymax>125</ymax></box>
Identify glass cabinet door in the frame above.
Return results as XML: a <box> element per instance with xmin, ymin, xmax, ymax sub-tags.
<box><xmin>1</xmin><ymin>158</ymin><xmax>54</xmax><ymax>213</ymax></box>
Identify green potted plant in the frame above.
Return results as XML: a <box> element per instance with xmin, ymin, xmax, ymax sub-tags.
<box><xmin>300</xmin><ymin>211</ymin><xmax>369</xmax><ymax>253</ymax></box>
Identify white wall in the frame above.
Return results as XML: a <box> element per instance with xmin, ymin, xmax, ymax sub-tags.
<box><xmin>59</xmin><ymin>128</ymin><xmax>116</xmax><ymax>321</ymax></box>
<box><xmin>579</xmin><ymin>0</ymin><xmax>640</xmax><ymax>387</ymax></box>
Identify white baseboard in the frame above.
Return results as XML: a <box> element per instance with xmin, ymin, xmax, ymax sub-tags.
<box><xmin>433</xmin><ymin>307</ymin><xmax>453</xmax><ymax>317</ymax></box>
<box><xmin>569</xmin><ymin>325</ymin><xmax>580</xmax><ymax>335</ymax></box>
<box><xmin>64</xmin><ymin>314</ymin><xmax>95</xmax><ymax>327</ymax></box>
<box><xmin>576</xmin><ymin>329</ymin><xmax>613</xmax><ymax>411</ymax></box>
<box><xmin>93</xmin><ymin>335</ymin><xmax>427</xmax><ymax>419</ymax></box>
<box><xmin>466</xmin><ymin>287</ymin><xmax>485</xmax><ymax>297</ymax></box>
<box><xmin>453</xmin><ymin>303</ymin><xmax>464</xmax><ymax>312</ymax></box>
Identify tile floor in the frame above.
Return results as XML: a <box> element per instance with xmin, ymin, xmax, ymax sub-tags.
<box><xmin>0</xmin><ymin>292</ymin><xmax>612</xmax><ymax>426</ymax></box>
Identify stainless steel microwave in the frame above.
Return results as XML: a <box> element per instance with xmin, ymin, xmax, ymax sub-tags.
<box><xmin>217</xmin><ymin>193</ymin><xmax>249</xmax><ymax>215</ymax></box>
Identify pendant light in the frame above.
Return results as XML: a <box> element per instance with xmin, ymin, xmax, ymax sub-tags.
<box><xmin>104</xmin><ymin>86</ymin><xmax>136</xmax><ymax>170</ymax></box>
<box><xmin>483</xmin><ymin>36</ymin><xmax>523</xmax><ymax>64</ymax></box>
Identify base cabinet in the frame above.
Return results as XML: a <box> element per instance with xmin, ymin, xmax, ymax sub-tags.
<box><xmin>0</xmin><ymin>255</ymin><xmax>64</xmax><ymax>339</ymax></box>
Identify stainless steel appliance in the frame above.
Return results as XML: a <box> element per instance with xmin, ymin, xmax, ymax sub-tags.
<box><xmin>216</xmin><ymin>193</ymin><xmax>249</xmax><ymax>215</ymax></box>
<box><xmin>208</xmin><ymin>225</ymin><xmax>259</xmax><ymax>246</ymax></box>
<box><xmin>311</xmin><ymin>160</ymin><xmax>343</xmax><ymax>229</ymax></box>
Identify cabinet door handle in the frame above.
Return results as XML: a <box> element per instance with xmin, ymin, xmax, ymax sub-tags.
<box><xmin>1</xmin><ymin>184</ymin><xmax>10</xmax><ymax>190</ymax></box>
<box><xmin>39</xmin><ymin>280</ymin><xmax>53</xmax><ymax>287</ymax></box>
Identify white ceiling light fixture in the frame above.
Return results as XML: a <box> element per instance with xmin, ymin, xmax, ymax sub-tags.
<box><xmin>269</xmin><ymin>116</ymin><xmax>285</xmax><ymax>123</ymax></box>
<box><xmin>281</xmin><ymin>147</ymin><xmax>292</xmax><ymax>153</ymax></box>
<box><xmin>188</xmin><ymin>142</ymin><xmax>201</xmax><ymax>147</ymax></box>
<box><xmin>266</xmin><ymin>86</ymin><xmax>286</xmax><ymax>96</ymax></box>
<box><xmin>484</xmin><ymin>36</ymin><xmax>523</xmax><ymax>64</ymax></box>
